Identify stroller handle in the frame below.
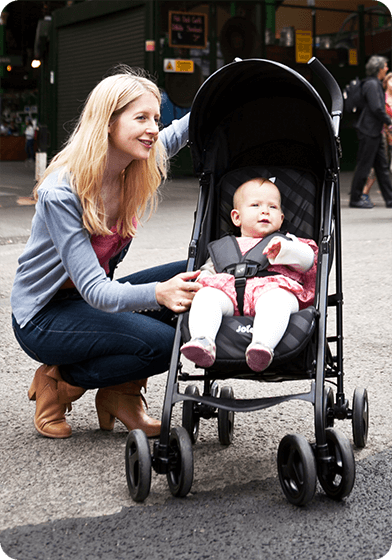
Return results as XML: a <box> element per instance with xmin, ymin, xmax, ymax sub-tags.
<box><xmin>307</xmin><ymin>57</ymin><xmax>344</xmax><ymax>117</ymax></box>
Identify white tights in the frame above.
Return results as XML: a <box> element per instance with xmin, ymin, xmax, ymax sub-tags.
<box><xmin>188</xmin><ymin>286</ymin><xmax>299</xmax><ymax>350</ymax></box>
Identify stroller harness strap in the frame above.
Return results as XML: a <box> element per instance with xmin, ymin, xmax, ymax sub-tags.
<box><xmin>207</xmin><ymin>232</ymin><xmax>290</xmax><ymax>315</ymax></box>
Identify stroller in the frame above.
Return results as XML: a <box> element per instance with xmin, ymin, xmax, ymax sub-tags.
<box><xmin>125</xmin><ymin>57</ymin><xmax>369</xmax><ymax>506</ymax></box>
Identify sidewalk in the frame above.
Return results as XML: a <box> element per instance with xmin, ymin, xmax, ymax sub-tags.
<box><xmin>0</xmin><ymin>160</ymin><xmax>390</xmax><ymax>244</ymax></box>
<box><xmin>0</xmin><ymin>159</ymin><xmax>391</xmax><ymax>541</ymax></box>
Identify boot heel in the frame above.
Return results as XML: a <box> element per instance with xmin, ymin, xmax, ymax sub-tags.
<box><xmin>96</xmin><ymin>403</ymin><xmax>115</xmax><ymax>431</ymax></box>
<box><xmin>28</xmin><ymin>377</ymin><xmax>37</xmax><ymax>401</ymax></box>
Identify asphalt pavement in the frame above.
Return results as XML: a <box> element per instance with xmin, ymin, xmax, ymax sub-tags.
<box><xmin>0</xmin><ymin>160</ymin><xmax>391</xmax><ymax>560</ymax></box>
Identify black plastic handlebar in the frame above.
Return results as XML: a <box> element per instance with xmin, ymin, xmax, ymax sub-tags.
<box><xmin>307</xmin><ymin>57</ymin><xmax>344</xmax><ymax>116</ymax></box>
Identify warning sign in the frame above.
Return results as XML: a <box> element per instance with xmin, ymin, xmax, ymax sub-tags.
<box><xmin>295</xmin><ymin>30</ymin><xmax>313</xmax><ymax>64</ymax></box>
<box><xmin>349</xmin><ymin>49</ymin><xmax>358</xmax><ymax>66</ymax></box>
<box><xmin>164</xmin><ymin>59</ymin><xmax>194</xmax><ymax>73</ymax></box>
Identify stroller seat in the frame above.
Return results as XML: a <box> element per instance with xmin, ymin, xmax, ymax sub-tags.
<box><xmin>181</xmin><ymin>165</ymin><xmax>320</xmax><ymax>380</ymax></box>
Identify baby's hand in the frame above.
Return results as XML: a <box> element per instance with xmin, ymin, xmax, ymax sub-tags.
<box><xmin>263</xmin><ymin>237</ymin><xmax>282</xmax><ymax>261</ymax></box>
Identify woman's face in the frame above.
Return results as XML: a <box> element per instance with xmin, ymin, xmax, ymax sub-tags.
<box><xmin>108</xmin><ymin>91</ymin><xmax>160</xmax><ymax>164</ymax></box>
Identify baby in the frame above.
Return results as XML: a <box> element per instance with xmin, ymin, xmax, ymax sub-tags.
<box><xmin>181</xmin><ymin>177</ymin><xmax>318</xmax><ymax>372</ymax></box>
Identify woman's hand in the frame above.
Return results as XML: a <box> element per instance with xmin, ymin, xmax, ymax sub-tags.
<box><xmin>155</xmin><ymin>270</ymin><xmax>202</xmax><ymax>313</ymax></box>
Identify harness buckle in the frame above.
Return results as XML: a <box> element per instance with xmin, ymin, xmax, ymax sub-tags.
<box><xmin>233</xmin><ymin>263</ymin><xmax>258</xmax><ymax>279</ymax></box>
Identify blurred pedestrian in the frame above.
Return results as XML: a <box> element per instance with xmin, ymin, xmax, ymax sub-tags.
<box><xmin>350</xmin><ymin>55</ymin><xmax>392</xmax><ymax>208</ymax></box>
<box><xmin>25</xmin><ymin>119</ymin><xmax>35</xmax><ymax>163</ymax></box>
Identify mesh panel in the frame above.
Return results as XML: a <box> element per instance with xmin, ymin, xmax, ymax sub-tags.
<box><xmin>218</xmin><ymin>166</ymin><xmax>319</xmax><ymax>240</ymax></box>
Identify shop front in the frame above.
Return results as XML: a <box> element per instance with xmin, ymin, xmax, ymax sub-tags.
<box><xmin>0</xmin><ymin>89</ymin><xmax>38</xmax><ymax>161</ymax></box>
<box><xmin>3</xmin><ymin>1</ymin><xmax>390</xmax><ymax>170</ymax></box>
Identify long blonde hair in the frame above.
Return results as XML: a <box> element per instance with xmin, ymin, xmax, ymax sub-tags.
<box><xmin>34</xmin><ymin>66</ymin><xmax>168</xmax><ymax>237</ymax></box>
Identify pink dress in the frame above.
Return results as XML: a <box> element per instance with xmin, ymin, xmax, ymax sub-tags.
<box><xmin>199</xmin><ymin>236</ymin><xmax>318</xmax><ymax>316</ymax></box>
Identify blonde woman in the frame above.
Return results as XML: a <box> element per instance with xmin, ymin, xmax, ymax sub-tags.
<box><xmin>11</xmin><ymin>67</ymin><xmax>201</xmax><ymax>439</ymax></box>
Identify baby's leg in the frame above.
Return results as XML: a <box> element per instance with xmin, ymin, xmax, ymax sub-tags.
<box><xmin>181</xmin><ymin>287</ymin><xmax>234</xmax><ymax>367</ymax></box>
<box><xmin>253</xmin><ymin>288</ymin><xmax>299</xmax><ymax>348</ymax></box>
<box><xmin>189</xmin><ymin>287</ymin><xmax>234</xmax><ymax>340</ymax></box>
<box><xmin>246</xmin><ymin>288</ymin><xmax>299</xmax><ymax>371</ymax></box>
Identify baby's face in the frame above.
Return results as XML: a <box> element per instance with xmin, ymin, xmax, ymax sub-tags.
<box><xmin>231</xmin><ymin>180</ymin><xmax>284</xmax><ymax>238</ymax></box>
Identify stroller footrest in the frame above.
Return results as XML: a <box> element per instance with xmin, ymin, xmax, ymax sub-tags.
<box><xmin>174</xmin><ymin>387</ymin><xmax>314</xmax><ymax>412</ymax></box>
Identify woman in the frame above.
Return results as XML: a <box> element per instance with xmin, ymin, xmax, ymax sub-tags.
<box><xmin>11</xmin><ymin>66</ymin><xmax>202</xmax><ymax>439</ymax></box>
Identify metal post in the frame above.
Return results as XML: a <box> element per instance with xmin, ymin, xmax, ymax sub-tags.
<box><xmin>144</xmin><ymin>0</ymin><xmax>155</xmax><ymax>76</ymax></box>
<box><xmin>358</xmin><ymin>5</ymin><xmax>366</xmax><ymax>75</ymax></box>
<box><xmin>209</xmin><ymin>2</ymin><xmax>217</xmax><ymax>75</ymax></box>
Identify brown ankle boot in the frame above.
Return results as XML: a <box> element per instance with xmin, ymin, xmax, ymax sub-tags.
<box><xmin>28</xmin><ymin>365</ymin><xmax>86</xmax><ymax>438</ymax></box>
<box><xmin>95</xmin><ymin>379</ymin><xmax>161</xmax><ymax>438</ymax></box>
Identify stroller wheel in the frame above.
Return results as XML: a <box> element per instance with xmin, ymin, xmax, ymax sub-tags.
<box><xmin>324</xmin><ymin>386</ymin><xmax>335</xmax><ymax>428</ymax></box>
<box><xmin>182</xmin><ymin>385</ymin><xmax>200</xmax><ymax>444</ymax></box>
<box><xmin>125</xmin><ymin>429</ymin><xmax>152</xmax><ymax>502</ymax></box>
<box><xmin>167</xmin><ymin>427</ymin><xmax>194</xmax><ymax>497</ymax></box>
<box><xmin>218</xmin><ymin>386</ymin><xmax>235</xmax><ymax>446</ymax></box>
<box><xmin>317</xmin><ymin>428</ymin><xmax>355</xmax><ymax>500</ymax></box>
<box><xmin>277</xmin><ymin>434</ymin><xmax>317</xmax><ymax>506</ymax></box>
<box><xmin>352</xmin><ymin>388</ymin><xmax>369</xmax><ymax>448</ymax></box>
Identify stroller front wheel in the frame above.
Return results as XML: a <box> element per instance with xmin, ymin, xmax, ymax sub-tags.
<box><xmin>125</xmin><ymin>429</ymin><xmax>152</xmax><ymax>502</ymax></box>
<box><xmin>218</xmin><ymin>385</ymin><xmax>235</xmax><ymax>445</ymax></box>
<box><xmin>317</xmin><ymin>428</ymin><xmax>355</xmax><ymax>500</ymax></box>
<box><xmin>277</xmin><ymin>434</ymin><xmax>317</xmax><ymax>506</ymax></box>
<box><xmin>182</xmin><ymin>385</ymin><xmax>200</xmax><ymax>444</ymax></box>
<box><xmin>167</xmin><ymin>427</ymin><xmax>194</xmax><ymax>497</ymax></box>
<box><xmin>352</xmin><ymin>388</ymin><xmax>369</xmax><ymax>448</ymax></box>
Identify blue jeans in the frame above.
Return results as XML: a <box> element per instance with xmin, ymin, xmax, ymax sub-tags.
<box><xmin>25</xmin><ymin>138</ymin><xmax>34</xmax><ymax>160</ymax></box>
<box><xmin>12</xmin><ymin>261</ymin><xmax>186</xmax><ymax>389</ymax></box>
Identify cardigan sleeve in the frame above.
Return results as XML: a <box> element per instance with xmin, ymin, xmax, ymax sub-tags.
<box><xmin>40</xmin><ymin>185</ymin><xmax>161</xmax><ymax>314</ymax></box>
<box><xmin>159</xmin><ymin>113</ymin><xmax>190</xmax><ymax>158</ymax></box>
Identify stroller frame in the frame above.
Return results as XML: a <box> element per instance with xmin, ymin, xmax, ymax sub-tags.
<box><xmin>125</xmin><ymin>58</ymin><xmax>369</xmax><ymax>506</ymax></box>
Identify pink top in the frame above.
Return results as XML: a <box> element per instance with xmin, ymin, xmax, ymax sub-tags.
<box><xmin>199</xmin><ymin>236</ymin><xmax>318</xmax><ymax>316</ymax></box>
<box><xmin>91</xmin><ymin>226</ymin><xmax>133</xmax><ymax>274</ymax></box>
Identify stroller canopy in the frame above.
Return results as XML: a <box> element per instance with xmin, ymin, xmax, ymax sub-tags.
<box><xmin>189</xmin><ymin>58</ymin><xmax>339</xmax><ymax>184</ymax></box>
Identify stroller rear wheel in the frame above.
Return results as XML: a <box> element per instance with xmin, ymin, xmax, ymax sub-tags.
<box><xmin>317</xmin><ymin>428</ymin><xmax>355</xmax><ymax>500</ymax></box>
<box><xmin>277</xmin><ymin>434</ymin><xmax>317</xmax><ymax>506</ymax></box>
<box><xmin>218</xmin><ymin>385</ymin><xmax>235</xmax><ymax>445</ymax></box>
<box><xmin>352</xmin><ymin>388</ymin><xmax>369</xmax><ymax>448</ymax></box>
<box><xmin>182</xmin><ymin>385</ymin><xmax>200</xmax><ymax>444</ymax></box>
<box><xmin>125</xmin><ymin>429</ymin><xmax>152</xmax><ymax>502</ymax></box>
<box><xmin>167</xmin><ymin>427</ymin><xmax>194</xmax><ymax>497</ymax></box>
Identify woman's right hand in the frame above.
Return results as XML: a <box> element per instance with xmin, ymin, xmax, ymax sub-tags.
<box><xmin>155</xmin><ymin>270</ymin><xmax>202</xmax><ymax>313</ymax></box>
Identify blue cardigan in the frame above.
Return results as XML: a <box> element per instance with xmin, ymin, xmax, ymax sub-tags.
<box><xmin>11</xmin><ymin>114</ymin><xmax>190</xmax><ymax>328</ymax></box>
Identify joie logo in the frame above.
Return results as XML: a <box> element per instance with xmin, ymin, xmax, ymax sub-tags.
<box><xmin>235</xmin><ymin>324</ymin><xmax>253</xmax><ymax>335</ymax></box>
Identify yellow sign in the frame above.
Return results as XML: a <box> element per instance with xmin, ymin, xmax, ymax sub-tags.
<box><xmin>295</xmin><ymin>30</ymin><xmax>313</xmax><ymax>64</ymax></box>
<box><xmin>164</xmin><ymin>59</ymin><xmax>194</xmax><ymax>73</ymax></box>
<box><xmin>349</xmin><ymin>49</ymin><xmax>358</xmax><ymax>66</ymax></box>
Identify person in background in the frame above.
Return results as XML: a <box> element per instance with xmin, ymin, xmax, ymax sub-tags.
<box><xmin>350</xmin><ymin>55</ymin><xmax>392</xmax><ymax>209</ymax></box>
<box><xmin>360</xmin><ymin>71</ymin><xmax>392</xmax><ymax>207</ymax></box>
<box><xmin>25</xmin><ymin>119</ymin><xmax>35</xmax><ymax>163</ymax></box>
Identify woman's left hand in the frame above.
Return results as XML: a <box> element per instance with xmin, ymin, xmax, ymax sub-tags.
<box><xmin>155</xmin><ymin>270</ymin><xmax>202</xmax><ymax>313</ymax></box>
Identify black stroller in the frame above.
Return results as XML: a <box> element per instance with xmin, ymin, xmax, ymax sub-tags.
<box><xmin>125</xmin><ymin>57</ymin><xmax>369</xmax><ymax>506</ymax></box>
